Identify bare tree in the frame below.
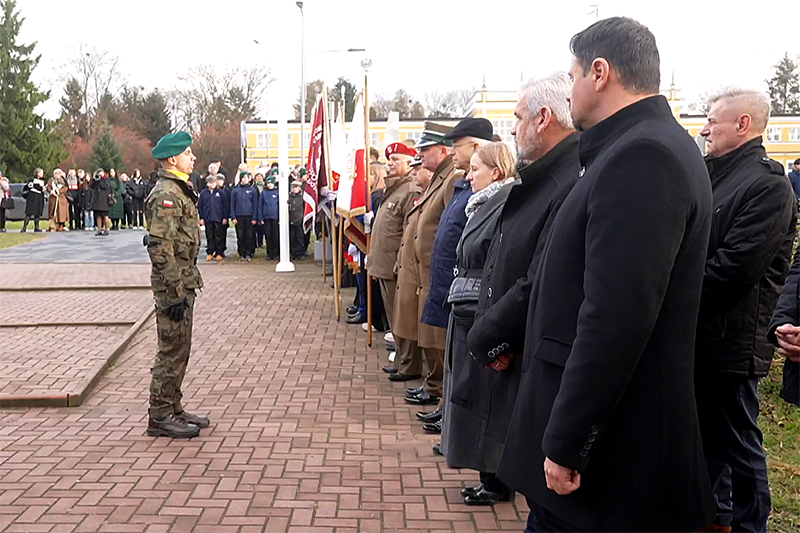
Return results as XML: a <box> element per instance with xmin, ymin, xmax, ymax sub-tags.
<box><xmin>686</xmin><ymin>85</ymin><xmax>721</xmax><ymax>115</ymax></box>
<box><xmin>61</xmin><ymin>44</ymin><xmax>122</xmax><ymax>138</ymax></box>
<box><xmin>168</xmin><ymin>64</ymin><xmax>273</xmax><ymax>131</ymax></box>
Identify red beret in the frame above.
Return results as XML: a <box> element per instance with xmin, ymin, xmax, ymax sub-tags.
<box><xmin>385</xmin><ymin>142</ymin><xmax>417</xmax><ymax>159</ymax></box>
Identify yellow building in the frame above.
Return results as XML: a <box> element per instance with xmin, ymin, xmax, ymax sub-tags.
<box><xmin>243</xmin><ymin>85</ymin><xmax>800</xmax><ymax>173</ymax></box>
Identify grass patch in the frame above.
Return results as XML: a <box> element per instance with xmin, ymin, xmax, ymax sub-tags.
<box><xmin>0</xmin><ymin>232</ymin><xmax>46</xmax><ymax>249</ymax></box>
<box><xmin>3</xmin><ymin>220</ymin><xmax>51</xmax><ymax>231</ymax></box>
<box><xmin>762</xmin><ymin>357</ymin><xmax>800</xmax><ymax>532</ymax></box>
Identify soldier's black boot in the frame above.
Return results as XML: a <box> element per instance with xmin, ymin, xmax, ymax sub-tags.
<box><xmin>146</xmin><ymin>415</ymin><xmax>200</xmax><ymax>438</ymax></box>
<box><xmin>174</xmin><ymin>411</ymin><xmax>211</xmax><ymax>429</ymax></box>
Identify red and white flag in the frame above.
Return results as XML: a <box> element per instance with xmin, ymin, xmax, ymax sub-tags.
<box><xmin>336</xmin><ymin>94</ymin><xmax>368</xmax><ymax>253</ymax></box>
<box><xmin>303</xmin><ymin>94</ymin><xmax>329</xmax><ymax>233</ymax></box>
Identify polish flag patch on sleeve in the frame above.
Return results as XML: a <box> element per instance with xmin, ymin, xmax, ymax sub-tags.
<box><xmin>162</xmin><ymin>199</ymin><xmax>174</xmax><ymax>208</ymax></box>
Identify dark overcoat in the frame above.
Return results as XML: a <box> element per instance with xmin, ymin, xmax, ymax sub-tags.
<box><xmin>442</xmin><ymin>183</ymin><xmax>511</xmax><ymax>471</ymax></box>
<box><xmin>768</xmin><ymin>249</ymin><xmax>800</xmax><ymax>406</ymax></box>
<box><xmin>498</xmin><ymin>96</ymin><xmax>715</xmax><ymax>532</ymax></box>
<box><xmin>461</xmin><ymin>134</ymin><xmax>580</xmax><ymax>463</ymax></box>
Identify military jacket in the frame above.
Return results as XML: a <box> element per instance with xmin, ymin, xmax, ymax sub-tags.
<box><xmin>145</xmin><ymin>168</ymin><xmax>204</xmax><ymax>299</ymax></box>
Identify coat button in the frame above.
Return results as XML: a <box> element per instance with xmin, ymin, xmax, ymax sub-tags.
<box><xmin>583</xmin><ymin>443</ymin><xmax>592</xmax><ymax>450</ymax></box>
<box><xmin>588</xmin><ymin>435</ymin><xmax>595</xmax><ymax>443</ymax></box>
<box><xmin>591</xmin><ymin>426</ymin><xmax>599</xmax><ymax>434</ymax></box>
<box><xmin>488</xmin><ymin>288</ymin><xmax>493</xmax><ymax>298</ymax></box>
<box><xmin>579</xmin><ymin>449</ymin><xmax>589</xmax><ymax>458</ymax></box>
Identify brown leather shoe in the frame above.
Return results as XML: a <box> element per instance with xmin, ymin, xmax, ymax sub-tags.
<box><xmin>175</xmin><ymin>411</ymin><xmax>211</xmax><ymax>428</ymax></box>
<box><xmin>146</xmin><ymin>415</ymin><xmax>200</xmax><ymax>438</ymax></box>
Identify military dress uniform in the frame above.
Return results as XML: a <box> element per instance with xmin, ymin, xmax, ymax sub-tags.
<box><xmin>145</xmin><ymin>132</ymin><xmax>209</xmax><ymax>439</ymax></box>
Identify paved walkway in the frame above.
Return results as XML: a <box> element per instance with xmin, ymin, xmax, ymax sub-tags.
<box><xmin>0</xmin><ymin>260</ymin><xmax>528</xmax><ymax>533</ymax></box>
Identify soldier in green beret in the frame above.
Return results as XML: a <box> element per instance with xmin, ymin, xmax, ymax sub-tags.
<box><xmin>145</xmin><ymin>131</ymin><xmax>209</xmax><ymax>439</ymax></box>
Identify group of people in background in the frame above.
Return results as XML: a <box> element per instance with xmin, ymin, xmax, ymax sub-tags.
<box><xmin>333</xmin><ymin>16</ymin><xmax>800</xmax><ymax>533</ymax></box>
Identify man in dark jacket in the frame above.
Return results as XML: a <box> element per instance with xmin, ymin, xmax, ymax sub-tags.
<box><xmin>257</xmin><ymin>178</ymin><xmax>281</xmax><ymax>260</ymax></box>
<box><xmin>787</xmin><ymin>158</ymin><xmax>800</xmax><ymax>200</ymax></box>
<box><xmin>462</xmin><ymin>72</ymin><xmax>579</xmax><ymax>508</ymax></box>
<box><xmin>695</xmin><ymin>87</ymin><xmax>796</xmax><ymax>533</ymax></box>
<box><xmin>406</xmin><ymin>118</ymin><xmax>491</xmax><ymax>408</ymax></box>
<box><xmin>768</xmin><ymin>250</ymin><xmax>800</xmax><ymax>407</ymax></box>
<box><xmin>498</xmin><ymin>17</ymin><xmax>715</xmax><ymax>532</ymax></box>
<box><xmin>230</xmin><ymin>172</ymin><xmax>258</xmax><ymax>261</ymax></box>
<box><xmin>197</xmin><ymin>176</ymin><xmax>227</xmax><ymax>262</ymax></box>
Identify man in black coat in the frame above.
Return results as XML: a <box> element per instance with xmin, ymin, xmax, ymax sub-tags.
<box><xmin>769</xmin><ymin>251</ymin><xmax>800</xmax><ymax>408</ymax></box>
<box><xmin>461</xmin><ymin>72</ymin><xmax>579</xmax><ymax>508</ymax></box>
<box><xmin>498</xmin><ymin>17</ymin><xmax>714</xmax><ymax>532</ymax></box>
<box><xmin>695</xmin><ymin>87</ymin><xmax>796</xmax><ymax>533</ymax></box>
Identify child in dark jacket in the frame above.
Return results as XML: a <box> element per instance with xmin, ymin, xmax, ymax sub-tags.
<box><xmin>230</xmin><ymin>172</ymin><xmax>258</xmax><ymax>261</ymax></box>
<box><xmin>257</xmin><ymin>177</ymin><xmax>281</xmax><ymax>260</ymax></box>
<box><xmin>198</xmin><ymin>175</ymin><xmax>227</xmax><ymax>261</ymax></box>
<box><xmin>288</xmin><ymin>181</ymin><xmax>306</xmax><ymax>260</ymax></box>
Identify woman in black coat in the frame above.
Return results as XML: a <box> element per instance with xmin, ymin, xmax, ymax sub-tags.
<box><xmin>90</xmin><ymin>169</ymin><xmax>111</xmax><ymax>236</ymax></box>
<box><xmin>128</xmin><ymin>169</ymin><xmax>146</xmax><ymax>229</ymax></box>
<box><xmin>441</xmin><ymin>142</ymin><xmax>516</xmax><ymax>505</ymax></box>
<box><xmin>21</xmin><ymin>168</ymin><xmax>46</xmax><ymax>232</ymax></box>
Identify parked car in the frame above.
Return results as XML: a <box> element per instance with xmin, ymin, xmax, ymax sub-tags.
<box><xmin>6</xmin><ymin>182</ymin><xmax>49</xmax><ymax>221</ymax></box>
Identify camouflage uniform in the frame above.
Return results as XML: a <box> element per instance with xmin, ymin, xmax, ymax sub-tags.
<box><xmin>145</xmin><ymin>168</ymin><xmax>204</xmax><ymax>420</ymax></box>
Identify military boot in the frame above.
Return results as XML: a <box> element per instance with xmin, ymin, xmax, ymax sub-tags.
<box><xmin>175</xmin><ymin>411</ymin><xmax>211</xmax><ymax>428</ymax></box>
<box><xmin>146</xmin><ymin>415</ymin><xmax>200</xmax><ymax>438</ymax></box>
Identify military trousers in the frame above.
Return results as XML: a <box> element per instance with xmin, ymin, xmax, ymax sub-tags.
<box><xmin>422</xmin><ymin>347</ymin><xmax>444</xmax><ymax>398</ymax></box>
<box><xmin>149</xmin><ymin>290</ymin><xmax>196</xmax><ymax>420</ymax></box>
<box><xmin>379</xmin><ymin>278</ymin><xmax>423</xmax><ymax>375</ymax></box>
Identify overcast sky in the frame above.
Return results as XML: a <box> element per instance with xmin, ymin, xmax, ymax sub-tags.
<box><xmin>16</xmin><ymin>0</ymin><xmax>800</xmax><ymax>120</ymax></box>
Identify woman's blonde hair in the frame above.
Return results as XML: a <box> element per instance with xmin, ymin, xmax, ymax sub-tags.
<box><xmin>474</xmin><ymin>142</ymin><xmax>516</xmax><ymax>181</ymax></box>
<box><xmin>370</xmin><ymin>161</ymin><xmax>386</xmax><ymax>191</ymax></box>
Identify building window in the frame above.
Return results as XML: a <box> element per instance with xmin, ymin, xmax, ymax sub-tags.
<box><xmin>404</xmin><ymin>131</ymin><xmax>422</xmax><ymax>144</ymax></box>
<box><xmin>257</xmin><ymin>133</ymin><xmax>268</xmax><ymax>149</ymax></box>
<box><xmin>491</xmin><ymin>119</ymin><xmax>515</xmax><ymax>142</ymax></box>
<box><xmin>789</xmin><ymin>127</ymin><xmax>800</xmax><ymax>142</ymax></box>
<box><xmin>304</xmin><ymin>131</ymin><xmax>311</xmax><ymax>149</ymax></box>
<box><xmin>287</xmin><ymin>133</ymin><xmax>294</xmax><ymax>148</ymax></box>
<box><xmin>371</xmin><ymin>132</ymin><xmax>380</xmax><ymax>147</ymax></box>
<box><xmin>766</xmin><ymin>127</ymin><xmax>781</xmax><ymax>142</ymax></box>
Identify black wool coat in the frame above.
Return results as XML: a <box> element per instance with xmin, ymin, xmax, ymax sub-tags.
<box><xmin>464</xmin><ymin>133</ymin><xmax>579</xmax><ymax>446</ymax></box>
<box><xmin>768</xmin><ymin>249</ymin><xmax>800</xmax><ymax>407</ymax></box>
<box><xmin>696</xmin><ymin>138</ymin><xmax>796</xmax><ymax>377</ymax></box>
<box><xmin>498</xmin><ymin>96</ymin><xmax>715</xmax><ymax>532</ymax></box>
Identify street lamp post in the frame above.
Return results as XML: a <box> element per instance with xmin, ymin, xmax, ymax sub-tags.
<box><xmin>297</xmin><ymin>1</ymin><xmax>306</xmax><ymax>165</ymax></box>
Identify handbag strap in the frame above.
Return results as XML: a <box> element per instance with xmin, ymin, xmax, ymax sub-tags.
<box><xmin>453</xmin><ymin>267</ymin><xmax>483</xmax><ymax>278</ymax></box>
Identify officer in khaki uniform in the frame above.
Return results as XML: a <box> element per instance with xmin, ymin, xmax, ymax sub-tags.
<box><xmin>366</xmin><ymin>142</ymin><xmax>422</xmax><ymax>377</ymax></box>
<box><xmin>145</xmin><ymin>131</ymin><xmax>209</xmax><ymax>439</ymax></box>
<box><xmin>393</xmin><ymin>123</ymin><xmax>462</xmax><ymax>404</ymax></box>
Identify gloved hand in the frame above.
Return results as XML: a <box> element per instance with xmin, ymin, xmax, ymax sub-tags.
<box><xmin>164</xmin><ymin>298</ymin><xmax>188</xmax><ymax>322</ymax></box>
<box><xmin>363</xmin><ymin>211</ymin><xmax>374</xmax><ymax>234</ymax></box>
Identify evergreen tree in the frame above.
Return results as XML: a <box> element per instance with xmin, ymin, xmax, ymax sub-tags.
<box><xmin>766</xmin><ymin>53</ymin><xmax>800</xmax><ymax>115</ymax></box>
<box><xmin>331</xmin><ymin>77</ymin><xmax>357</xmax><ymax>121</ymax></box>
<box><xmin>140</xmin><ymin>90</ymin><xmax>172</xmax><ymax>145</ymax></box>
<box><xmin>91</xmin><ymin>124</ymin><xmax>123</xmax><ymax>171</ymax></box>
<box><xmin>59</xmin><ymin>77</ymin><xmax>87</xmax><ymax>139</ymax></box>
<box><xmin>0</xmin><ymin>0</ymin><xmax>65</xmax><ymax>181</ymax></box>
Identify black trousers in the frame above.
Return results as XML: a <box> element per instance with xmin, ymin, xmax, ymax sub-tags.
<box><xmin>696</xmin><ymin>372</ymin><xmax>771</xmax><ymax>532</ymax></box>
<box><xmin>526</xmin><ymin>501</ymin><xmax>578</xmax><ymax>532</ymax></box>
<box><xmin>264</xmin><ymin>219</ymin><xmax>280</xmax><ymax>259</ymax></box>
<box><xmin>22</xmin><ymin>215</ymin><xmax>40</xmax><ymax>230</ymax></box>
<box><xmin>123</xmin><ymin>202</ymin><xmax>133</xmax><ymax>227</ymax></box>
<box><xmin>255</xmin><ymin>222</ymin><xmax>265</xmax><ymax>248</ymax></box>
<box><xmin>0</xmin><ymin>207</ymin><xmax>6</xmax><ymax>230</ymax></box>
<box><xmin>235</xmin><ymin>216</ymin><xmax>256</xmax><ymax>258</ymax></box>
<box><xmin>68</xmin><ymin>200</ymin><xmax>82</xmax><ymax>230</ymax></box>
<box><xmin>204</xmin><ymin>222</ymin><xmax>226</xmax><ymax>257</ymax></box>
<box><xmin>289</xmin><ymin>224</ymin><xmax>305</xmax><ymax>259</ymax></box>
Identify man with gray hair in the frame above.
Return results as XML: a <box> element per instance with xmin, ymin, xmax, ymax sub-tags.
<box><xmin>695</xmin><ymin>86</ymin><xmax>796</xmax><ymax>533</ymax></box>
<box><xmin>458</xmin><ymin>72</ymin><xmax>579</xmax><ymax>508</ymax></box>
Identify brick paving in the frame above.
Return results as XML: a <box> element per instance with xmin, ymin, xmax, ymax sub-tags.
<box><xmin>0</xmin><ymin>262</ymin><xmax>529</xmax><ymax>533</ymax></box>
<box><xmin>0</xmin><ymin>264</ymin><xmax>152</xmax><ymax>289</ymax></box>
<box><xmin>0</xmin><ymin>290</ymin><xmax>152</xmax><ymax>325</ymax></box>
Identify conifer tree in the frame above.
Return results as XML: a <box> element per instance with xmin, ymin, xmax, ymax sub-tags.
<box><xmin>91</xmin><ymin>124</ymin><xmax>123</xmax><ymax>171</ymax></box>
<box><xmin>0</xmin><ymin>0</ymin><xmax>64</xmax><ymax>181</ymax></box>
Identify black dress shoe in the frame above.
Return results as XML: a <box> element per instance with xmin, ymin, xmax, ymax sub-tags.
<box><xmin>406</xmin><ymin>385</ymin><xmax>424</xmax><ymax>396</ymax></box>
<box><xmin>463</xmin><ymin>487</ymin><xmax>515</xmax><ymax>506</ymax></box>
<box><xmin>416</xmin><ymin>408</ymin><xmax>442</xmax><ymax>422</ymax></box>
<box><xmin>389</xmin><ymin>373</ymin><xmax>421</xmax><ymax>382</ymax></box>
<box><xmin>461</xmin><ymin>484</ymin><xmax>483</xmax><ymax>498</ymax></box>
<box><xmin>346</xmin><ymin>313</ymin><xmax>367</xmax><ymax>324</ymax></box>
<box><xmin>175</xmin><ymin>411</ymin><xmax>211</xmax><ymax>429</ymax></box>
<box><xmin>432</xmin><ymin>443</ymin><xmax>443</xmax><ymax>456</ymax></box>
<box><xmin>382</xmin><ymin>366</ymin><xmax>398</xmax><ymax>374</ymax></box>
<box><xmin>346</xmin><ymin>305</ymin><xmax>358</xmax><ymax>315</ymax></box>
<box><xmin>405</xmin><ymin>391</ymin><xmax>440</xmax><ymax>405</ymax></box>
<box><xmin>385</xmin><ymin>342</ymin><xmax>397</xmax><ymax>352</ymax></box>
<box><xmin>423</xmin><ymin>420</ymin><xmax>442</xmax><ymax>433</ymax></box>
<box><xmin>146</xmin><ymin>415</ymin><xmax>200</xmax><ymax>439</ymax></box>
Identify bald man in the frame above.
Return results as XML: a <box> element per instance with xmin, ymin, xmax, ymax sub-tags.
<box><xmin>696</xmin><ymin>87</ymin><xmax>797</xmax><ymax>532</ymax></box>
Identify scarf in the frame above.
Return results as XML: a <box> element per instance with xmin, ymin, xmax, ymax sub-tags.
<box><xmin>465</xmin><ymin>177</ymin><xmax>515</xmax><ymax>220</ymax></box>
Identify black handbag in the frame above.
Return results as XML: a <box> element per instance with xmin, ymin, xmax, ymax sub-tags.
<box><xmin>446</xmin><ymin>275</ymin><xmax>482</xmax><ymax>305</ymax></box>
<box><xmin>0</xmin><ymin>197</ymin><xmax>14</xmax><ymax>209</ymax></box>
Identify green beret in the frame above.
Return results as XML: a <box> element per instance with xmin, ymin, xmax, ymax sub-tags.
<box><xmin>266</xmin><ymin>177</ymin><xmax>277</xmax><ymax>185</ymax></box>
<box><xmin>152</xmin><ymin>131</ymin><xmax>193</xmax><ymax>160</ymax></box>
<box><xmin>298</xmin><ymin>168</ymin><xmax>308</xmax><ymax>177</ymax></box>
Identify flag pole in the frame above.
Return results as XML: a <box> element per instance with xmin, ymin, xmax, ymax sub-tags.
<box><xmin>321</xmin><ymin>87</ymin><xmax>331</xmax><ymax>283</ymax></box>
<box><xmin>338</xmin><ymin>218</ymin><xmax>345</xmax><ymax>320</ymax></box>
<box><xmin>364</xmin><ymin>72</ymin><xmax>373</xmax><ymax>348</ymax></box>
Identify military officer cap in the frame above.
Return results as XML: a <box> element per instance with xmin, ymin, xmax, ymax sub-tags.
<box><xmin>152</xmin><ymin>131</ymin><xmax>193</xmax><ymax>160</ymax></box>
<box><xmin>415</xmin><ymin>121</ymin><xmax>454</xmax><ymax>149</ymax></box>
<box><xmin>445</xmin><ymin>117</ymin><xmax>494</xmax><ymax>142</ymax></box>
<box><xmin>409</xmin><ymin>155</ymin><xmax>423</xmax><ymax>168</ymax></box>
<box><xmin>385</xmin><ymin>142</ymin><xmax>417</xmax><ymax>159</ymax></box>
<box><xmin>291</xmin><ymin>181</ymin><xmax>303</xmax><ymax>188</ymax></box>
